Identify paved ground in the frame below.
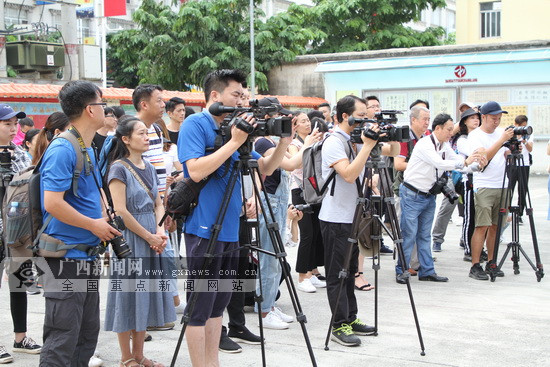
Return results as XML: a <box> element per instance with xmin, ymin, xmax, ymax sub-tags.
<box><xmin>1</xmin><ymin>175</ymin><xmax>549</xmax><ymax>367</ymax></box>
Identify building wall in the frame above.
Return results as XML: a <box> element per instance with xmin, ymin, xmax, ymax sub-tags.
<box><xmin>456</xmin><ymin>0</ymin><xmax>550</xmax><ymax>45</ymax></box>
<box><xmin>268</xmin><ymin>62</ymin><xmax>324</xmax><ymax>98</ymax></box>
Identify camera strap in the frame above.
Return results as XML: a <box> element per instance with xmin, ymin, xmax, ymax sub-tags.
<box><xmin>69</xmin><ymin>127</ymin><xmax>113</xmax><ymax>213</ymax></box>
<box><xmin>116</xmin><ymin>159</ymin><xmax>155</xmax><ymax>202</ymax></box>
<box><xmin>430</xmin><ymin>135</ymin><xmax>446</xmax><ymax>180</ymax></box>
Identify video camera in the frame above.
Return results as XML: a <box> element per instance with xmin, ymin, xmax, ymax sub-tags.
<box><xmin>503</xmin><ymin>125</ymin><xmax>533</xmax><ymax>153</ymax></box>
<box><xmin>348</xmin><ymin>110</ymin><xmax>409</xmax><ymax>144</ymax></box>
<box><xmin>429</xmin><ymin>172</ymin><xmax>459</xmax><ymax>204</ymax></box>
<box><xmin>209</xmin><ymin>100</ymin><xmax>293</xmax><ymax>139</ymax></box>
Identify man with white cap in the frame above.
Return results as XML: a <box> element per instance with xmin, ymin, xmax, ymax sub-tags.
<box><xmin>467</xmin><ymin>101</ymin><xmax>514</xmax><ymax>280</ymax></box>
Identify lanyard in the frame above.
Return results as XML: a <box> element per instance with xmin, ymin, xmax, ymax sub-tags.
<box><xmin>68</xmin><ymin>126</ymin><xmax>114</xmax><ymax>211</ymax></box>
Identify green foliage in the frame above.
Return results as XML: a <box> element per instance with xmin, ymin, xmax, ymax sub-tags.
<box><xmin>107</xmin><ymin>0</ymin><xmax>448</xmax><ymax>90</ymax></box>
<box><xmin>308</xmin><ymin>0</ymin><xmax>447</xmax><ymax>53</ymax></box>
<box><xmin>444</xmin><ymin>31</ymin><xmax>456</xmax><ymax>45</ymax></box>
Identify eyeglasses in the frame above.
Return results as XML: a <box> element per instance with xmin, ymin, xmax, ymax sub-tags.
<box><xmin>105</xmin><ymin>114</ymin><xmax>116</xmax><ymax>119</ymax></box>
<box><xmin>88</xmin><ymin>102</ymin><xmax>107</xmax><ymax>109</ymax></box>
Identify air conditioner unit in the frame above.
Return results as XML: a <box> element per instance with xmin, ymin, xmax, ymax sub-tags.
<box><xmin>6</xmin><ymin>40</ymin><xmax>65</xmax><ymax>73</ymax></box>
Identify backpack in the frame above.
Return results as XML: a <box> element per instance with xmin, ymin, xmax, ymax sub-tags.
<box><xmin>301</xmin><ymin>132</ymin><xmax>354</xmax><ymax>205</ymax></box>
<box><xmin>2</xmin><ymin>131</ymin><xmax>85</xmax><ymax>258</ymax></box>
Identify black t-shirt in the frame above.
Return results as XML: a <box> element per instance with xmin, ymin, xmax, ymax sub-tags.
<box><xmin>254</xmin><ymin>138</ymin><xmax>280</xmax><ymax>195</ymax></box>
<box><xmin>168</xmin><ymin>130</ymin><xmax>179</xmax><ymax>145</ymax></box>
<box><xmin>93</xmin><ymin>133</ymin><xmax>107</xmax><ymax>154</ymax></box>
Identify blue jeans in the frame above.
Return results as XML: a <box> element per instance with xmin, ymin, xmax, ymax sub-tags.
<box><xmin>396</xmin><ymin>184</ymin><xmax>436</xmax><ymax>278</ymax></box>
<box><xmin>255</xmin><ymin>170</ymin><xmax>289</xmax><ymax>313</ymax></box>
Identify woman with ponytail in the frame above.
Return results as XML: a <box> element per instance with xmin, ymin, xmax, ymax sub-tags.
<box><xmin>32</xmin><ymin>112</ymin><xmax>70</xmax><ymax>165</ymax></box>
<box><xmin>103</xmin><ymin>115</ymin><xmax>174</xmax><ymax>367</ymax></box>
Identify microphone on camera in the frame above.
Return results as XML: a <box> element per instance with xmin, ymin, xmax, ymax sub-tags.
<box><xmin>209</xmin><ymin>102</ymin><xmax>238</xmax><ymax>116</ymax></box>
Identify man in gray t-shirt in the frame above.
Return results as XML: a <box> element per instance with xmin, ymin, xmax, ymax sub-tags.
<box><xmin>319</xmin><ymin>95</ymin><xmax>386</xmax><ymax>347</ymax></box>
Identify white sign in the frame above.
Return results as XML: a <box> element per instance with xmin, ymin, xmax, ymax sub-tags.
<box><xmin>46</xmin><ymin>55</ymin><xmax>54</xmax><ymax>66</ymax></box>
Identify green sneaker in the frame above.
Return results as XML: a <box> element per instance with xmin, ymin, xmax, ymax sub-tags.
<box><xmin>349</xmin><ymin>318</ymin><xmax>375</xmax><ymax>335</ymax></box>
<box><xmin>331</xmin><ymin>324</ymin><xmax>361</xmax><ymax>346</ymax></box>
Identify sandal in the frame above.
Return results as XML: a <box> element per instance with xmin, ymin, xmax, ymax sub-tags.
<box><xmin>138</xmin><ymin>356</ymin><xmax>164</xmax><ymax>367</ymax></box>
<box><xmin>120</xmin><ymin>358</ymin><xmax>140</xmax><ymax>367</ymax></box>
<box><xmin>354</xmin><ymin>272</ymin><xmax>375</xmax><ymax>291</ymax></box>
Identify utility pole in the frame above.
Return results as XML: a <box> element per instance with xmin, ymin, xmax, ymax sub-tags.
<box><xmin>61</xmin><ymin>0</ymin><xmax>80</xmax><ymax>80</ymax></box>
<box><xmin>249</xmin><ymin>0</ymin><xmax>255</xmax><ymax>97</ymax></box>
<box><xmin>0</xmin><ymin>1</ymin><xmax>7</xmax><ymax>78</ymax></box>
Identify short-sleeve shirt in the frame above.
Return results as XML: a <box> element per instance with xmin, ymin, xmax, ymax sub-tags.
<box><xmin>254</xmin><ymin>137</ymin><xmax>280</xmax><ymax>194</ymax></box>
<box><xmin>40</xmin><ymin>138</ymin><xmax>102</xmax><ymax>259</ymax></box>
<box><xmin>519</xmin><ymin>133</ymin><xmax>534</xmax><ymax>167</ymax></box>
<box><xmin>468</xmin><ymin>127</ymin><xmax>508</xmax><ymax>189</ymax></box>
<box><xmin>178</xmin><ymin>111</ymin><xmax>260</xmax><ymax>242</ymax></box>
<box><xmin>318</xmin><ymin>127</ymin><xmax>362</xmax><ymax>224</ymax></box>
<box><xmin>143</xmin><ymin>125</ymin><xmax>166</xmax><ymax>197</ymax></box>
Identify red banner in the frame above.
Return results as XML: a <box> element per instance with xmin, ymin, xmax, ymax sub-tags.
<box><xmin>104</xmin><ymin>0</ymin><xmax>126</xmax><ymax>17</ymax></box>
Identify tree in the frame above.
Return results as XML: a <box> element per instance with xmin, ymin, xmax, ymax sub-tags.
<box><xmin>108</xmin><ymin>0</ymin><xmax>318</xmax><ymax>91</ymax></box>
<box><xmin>107</xmin><ymin>0</ymin><xmax>448</xmax><ymax>90</ymax></box>
<box><xmin>306</xmin><ymin>0</ymin><xmax>447</xmax><ymax>53</ymax></box>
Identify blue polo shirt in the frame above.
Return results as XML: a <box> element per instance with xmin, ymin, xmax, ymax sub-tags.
<box><xmin>40</xmin><ymin>138</ymin><xmax>102</xmax><ymax>259</ymax></box>
<box><xmin>178</xmin><ymin>111</ymin><xmax>260</xmax><ymax>242</ymax></box>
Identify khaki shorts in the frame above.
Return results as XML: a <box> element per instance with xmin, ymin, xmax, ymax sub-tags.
<box><xmin>474</xmin><ymin>188</ymin><xmax>507</xmax><ymax>227</ymax></box>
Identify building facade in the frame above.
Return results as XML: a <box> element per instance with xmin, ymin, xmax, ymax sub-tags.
<box><xmin>456</xmin><ymin>0</ymin><xmax>550</xmax><ymax>45</ymax></box>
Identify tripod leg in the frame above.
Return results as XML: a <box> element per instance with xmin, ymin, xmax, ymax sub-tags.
<box><xmin>250</xmin><ymin>166</ymin><xmax>317</xmax><ymax>366</ymax></box>
<box><xmin>378</xmin><ymin>166</ymin><xmax>426</xmax><ymax>356</ymax></box>
<box><xmin>170</xmin><ymin>161</ymin><xmax>243</xmax><ymax>367</ymax></box>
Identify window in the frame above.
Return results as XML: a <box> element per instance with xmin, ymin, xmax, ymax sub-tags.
<box><xmin>480</xmin><ymin>1</ymin><xmax>501</xmax><ymax>38</ymax></box>
<box><xmin>4</xmin><ymin>7</ymin><xmax>29</xmax><ymax>26</ymax></box>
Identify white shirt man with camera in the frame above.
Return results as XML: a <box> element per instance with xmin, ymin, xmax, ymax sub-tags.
<box><xmin>395</xmin><ymin>113</ymin><xmax>481</xmax><ymax>284</ymax></box>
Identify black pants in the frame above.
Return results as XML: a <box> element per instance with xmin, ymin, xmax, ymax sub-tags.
<box><xmin>292</xmin><ymin>188</ymin><xmax>324</xmax><ymax>273</ymax></box>
<box><xmin>226</xmin><ymin>217</ymin><xmax>256</xmax><ymax>330</ymax></box>
<box><xmin>509</xmin><ymin>166</ymin><xmax>530</xmax><ymax>216</ymax></box>
<box><xmin>461</xmin><ymin>179</ymin><xmax>475</xmax><ymax>255</ymax></box>
<box><xmin>320</xmin><ymin>221</ymin><xmax>358</xmax><ymax>328</ymax></box>
<box><xmin>7</xmin><ymin>259</ymin><xmax>33</xmax><ymax>333</ymax></box>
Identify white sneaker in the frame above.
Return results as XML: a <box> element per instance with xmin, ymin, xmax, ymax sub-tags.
<box><xmin>88</xmin><ymin>355</ymin><xmax>103</xmax><ymax>367</ymax></box>
<box><xmin>261</xmin><ymin>311</ymin><xmax>289</xmax><ymax>330</ymax></box>
<box><xmin>175</xmin><ymin>302</ymin><xmax>186</xmax><ymax>314</ymax></box>
<box><xmin>272</xmin><ymin>306</ymin><xmax>294</xmax><ymax>323</ymax></box>
<box><xmin>309</xmin><ymin>275</ymin><xmax>326</xmax><ymax>288</ymax></box>
<box><xmin>297</xmin><ymin>278</ymin><xmax>316</xmax><ymax>293</ymax></box>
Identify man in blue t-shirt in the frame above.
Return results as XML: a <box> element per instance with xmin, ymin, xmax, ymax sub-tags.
<box><xmin>178</xmin><ymin>69</ymin><xmax>291</xmax><ymax>366</ymax></box>
<box><xmin>39</xmin><ymin>81</ymin><xmax>120</xmax><ymax>366</ymax></box>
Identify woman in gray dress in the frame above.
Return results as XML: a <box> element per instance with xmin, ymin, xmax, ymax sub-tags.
<box><xmin>104</xmin><ymin>116</ymin><xmax>175</xmax><ymax>367</ymax></box>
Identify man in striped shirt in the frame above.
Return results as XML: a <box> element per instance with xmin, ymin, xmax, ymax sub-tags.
<box><xmin>132</xmin><ymin>84</ymin><xmax>168</xmax><ymax>197</ymax></box>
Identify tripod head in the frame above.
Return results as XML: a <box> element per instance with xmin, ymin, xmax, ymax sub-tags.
<box><xmin>365</xmin><ymin>143</ymin><xmax>387</xmax><ymax>169</ymax></box>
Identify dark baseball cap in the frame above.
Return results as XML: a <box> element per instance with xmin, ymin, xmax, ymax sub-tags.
<box><xmin>459</xmin><ymin>108</ymin><xmax>481</xmax><ymax>125</ymax></box>
<box><xmin>258</xmin><ymin>97</ymin><xmax>292</xmax><ymax>116</ymax></box>
<box><xmin>480</xmin><ymin>101</ymin><xmax>508</xmax><ymax>115</ymax></box>
<box><xmin>0</xmin><ymin>104</ymin><xmax>26</xmax><ymax>121</ymax></box>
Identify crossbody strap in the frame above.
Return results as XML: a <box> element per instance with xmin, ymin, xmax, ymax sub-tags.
<box><xmin>116</xmin><ymin>159</ymin><xmax>155</xmax><ymax>202</ymax></box>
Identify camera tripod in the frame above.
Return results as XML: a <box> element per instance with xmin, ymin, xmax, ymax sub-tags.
<box><xmin>487</xmin><ymin>148</ymin><xmax>544</xmax><ymax>282</ymax></box>
<box><xmin>170</xmin><ymin>139</ymin><xmax>317</xmax><ymax>367</ymax></box>
<box><xmin>323</xmin><ymin>144</ymin><xmax>425</xmax><ymax>355</ymax></box>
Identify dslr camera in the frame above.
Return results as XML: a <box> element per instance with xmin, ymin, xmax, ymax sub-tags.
<box><xmin>294</xmin><ymin>204</ymin><xmax>313</xmax><ymax>213</ymax></box>
<box><xmin>503</xmin><ymin>125</ymin><xmax>533</xmax><ymax>153</ymax></box>
<box><xmin>429</xmin><ymin>173</ymin><xmax>459</xmax><ymax>204</ymax></box>
<box><xmin>349</xmin><ymin>110</ymin><xmax>409</xmax><ymax>144</ymax></box>
<box><xmin>209</xmin><ymin>100</ymin><xmax>292</xmax><ymax>139</ymax></box>
<box><xmin>100</xmin><ymin>210</ymin><xmax>132</xmax><ymax>259</ymax></box>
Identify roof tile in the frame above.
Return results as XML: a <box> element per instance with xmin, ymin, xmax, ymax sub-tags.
<box><xmin>0</xmin><ymin>83</ymin><xmax>326</xmax><ymax>108</ymax></box>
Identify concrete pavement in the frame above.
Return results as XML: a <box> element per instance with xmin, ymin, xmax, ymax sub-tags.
<box><xmin>1</xmin><ymin>175</ymin><xmax>549</xmax><ymax>367</ymax></box>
